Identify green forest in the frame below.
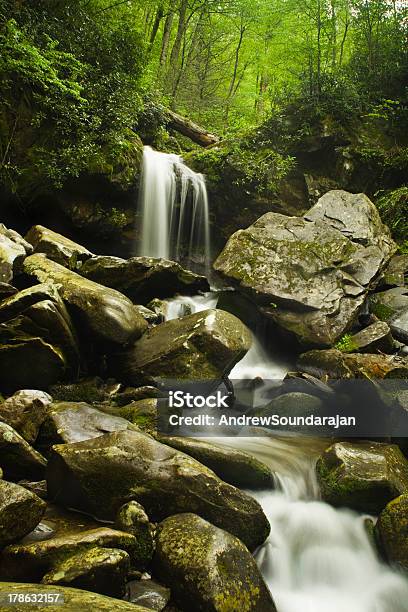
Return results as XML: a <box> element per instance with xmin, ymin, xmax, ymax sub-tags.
<box><xmin>1</xmin><ymin>2</ymin><xmax>408</xmax><ymax>611</ymax></box>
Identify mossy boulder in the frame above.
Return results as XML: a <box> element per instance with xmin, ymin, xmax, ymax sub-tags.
<box><xmin>370</xmin><ymin>287</ymin><xmax>408</xmax><ymax>324</ymax></box>
<box><xmin>115</xmin><ymin>501</ymin><xmax>155</xmax><ymax>568</ymax></box>
<box><xmin>214</xmin><ymin>191</ymin><xmax>396</xmax><ymax>346</ymax></box>
<box><xmin>23</xmin><ymin>254</ymin><xmax>147</xmax><ymax>345</ymax></box>
<box><xmin>298</xmin><ymin>349</ymin><xmax>408</xmax><ymax>380</ymax></box>
<box><xmin>0</xmin><ymin>583</ymin><xmax>150</xmax><ymax>611</ymax></box>
<box><xmin>158</xmin><ymin>436</ymin><xmax>274</xmax><ymax>490</ymax></box>
<box><xmin>0</xmin><ymin>422</ymin><xmax>47</xmax><ymax>481</ymax></box>
<box><xmin>80</xmin><ymin>255</ymin><xmax>209</xmax><ymax>304</ymax></box>
<box><xmin>112</xmin><ymin>309</ymin><xmax>252</xmax><ymax>385</ymax></box>
<box><xmin>25</xmin><ymin>225</ymin><xmax>93</xmax><ymax>269</ymax></box>
<box><xmin>0</xmin><ymin>480</ymin><xmax>45</xmax><ymax>548</ymax></box>
<box><xmin>316</xmin><ymin>441</ymin><xmax>408</xmax><ymax>513</ymax></box>
<box><xmin>0</xmin><ymin>390</ymin><xmax>51</xmax><ymax>444</ymax></box>
<box><xmin>344</xmin><ymin>321</ymin><xmax>394</xmax><ymax>354</ymax></box>
<box><xmin>153</xmin><ymin>513</ymin><xmax>276</xmax><ymax>612</ymax></box>
<box><xmin>376</xmin><ymin>494</ymin><xmax>408</xmax><ymax>572</ymax></box>
<box><xmin>46</xmin><ymin>429</ymin><xmax>270</xmax><ymax>551</ymax></box>
<box><xmin>0</xmin><ymin>224</ymin><xmax>32</xmax><ymax>283</ymax></box>
<box><xmin>42</xmin><ymin>546</ymin><xmax>130</xmax><ymax>597</ymax></box>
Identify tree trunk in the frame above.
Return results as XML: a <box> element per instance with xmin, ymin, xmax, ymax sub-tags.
<box><xmin>164</xmin><ymin>108</ymin><xmax>219</xmax><ymax>147</ymax></box>
<box><xmin>159</xmin><ymin>10</ymin><xmax>175</xmax><ymax>66</ymax></box>
<box><xmin>149</xmin><ymin>4</ymin><xmax>164</xmax><ymax>50</ymax></box>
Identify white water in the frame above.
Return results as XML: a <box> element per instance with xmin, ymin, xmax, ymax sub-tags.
<box><xmin>217</xmin><ymin>436</ymin><xmax>408</xmax><ymax>612</ymax></box>
<box><xmin>138</xmin><ymin>146</ymin><xmax>210</xmax><ymax>273</ymax></box>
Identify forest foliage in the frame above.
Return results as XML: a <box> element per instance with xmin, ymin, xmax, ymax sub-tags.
<box><xmin>0</xmin><ymin>0</ymin><xmax>407</xmax><ymax>201</ymax></box>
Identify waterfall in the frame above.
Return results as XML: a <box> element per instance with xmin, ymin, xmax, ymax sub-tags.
<box><xmin>138</xmin><ymin>146</ymin><xmax>210</xmax><ymax>273</ymax></box>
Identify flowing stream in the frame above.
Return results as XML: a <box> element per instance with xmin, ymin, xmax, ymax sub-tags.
<box><xmin>142</xmin><ymin>148</ymin><xmax>408</xmax><ymax>612</ymax></box>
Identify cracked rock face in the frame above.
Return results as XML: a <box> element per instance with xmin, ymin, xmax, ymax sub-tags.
<box><xmin>214</xmin><ymin>190</ymin><xmax>396</xmax><ymax>345</ymax></box>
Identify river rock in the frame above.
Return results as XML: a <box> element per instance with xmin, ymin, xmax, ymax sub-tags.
<box><xmin>46</xmin><ymin>430</ymin><xmax>270</xmax><ymax>551</ymax></box>
<box><xmin>0</xmin><ymin>224</ymin><xmax>32</xmax><ymax>283</ymax></box>
<box><xmin>23</xmin><ymin>254</ymin><xmax>147</xmax><ymax>344</ymax></box>
<box><xmin>0</xmin><ymin>282</ymin><xmax>18</xmax><ymax>299</ymax></box>
<box><xmin>0</xmin><ymin>505</ymin><xmax>139</xmax><ymax>582</ymax></box>
<box><xmin>80</xmin><ymin>255</ymin><xmax>209</xmax><ymax>303</ymax></box>
<box><xmin>158</xmin><ymin>436</ymin><xmax>274</xmax><ymax>489</ymax></box>
<box><xmin>345</xmin><ymin>321</ymin><xmax>394</xmax><ymax>353</ymax></box>
<box><xmin>115</xmin><ymin>501</ymin><xmax>155</xmax><ymax>567</ymax></box>
<box><xmin>316</xmin><ymin>441</ymin><xmax>408</xmax><ymax>513</ymax></box>
<box><xmin>153</xmin><ymin>513</ymin><xmax>276</xmax><ymax>611</ymax></box>
<box><xmin>370</xmin><ymin>287</ymin><xmax>408</xmax><ymax>322</ymax></box>
<box><xmin>39</xmin><ymin>402</ymin><xmax>136</xmax><ymax>447</ymax></box>
<box><xmin>376</xmin><ymin>494</ymin><xmax>408</xmax><ymax>572</ymax></box>
<box><xmin>42</xmin><ymin>547</ymin><xmax>130</xmax><ymax>597</ymax></box>
<box><xmin>112</xmin><ymin>309</ymin><xmax>252</xmax><ymax>385</ymax></box>
<box><xmin>25</xmin><ymin>225</ymin><xmax>93</xmax><ymax>268</ymax></box>
<box><xmin>0</xmin><ymin>422</ymin><xmax>47</xmax><ymax>481</ymax></box>
<box><xmin>0</xmin><ymin>480</ymin><xmax>46</xmax><ymax>548</ymax></box>
<box><xmin>298</xmin><ymin>349</ymin><xmax>408</xmax><ymax>380</ymax></box>
<box><xmin>126</xmin><ymin>579</ymin><xmax>170</xmax><ymax>610</ymax></box>
<box><xmin>214</xmin><ymin>191</ymin><xmax>396</xmax><ymax>346</ymax></box>
<box><xmin>0</xmin><ymin>390</ymin><xmax>52</xmax><ymax>444</ymax></box>
<box><xmin>0</xmin><ymin>583</ymin><xmax>151</xmax><ymax>611</ymax></box>
<box><xmin>380</xmin><ymin>254</ymin><xmax>408</xmax><ymax>288</ymax></box>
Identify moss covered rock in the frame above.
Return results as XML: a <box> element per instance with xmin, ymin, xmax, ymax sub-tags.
<box><xmin>153</xmin><ymin>513</ymin><xmax>276</xmax><ymax>612</ymax></box>
<box><xmin>46</xmin><ymin>429</ymin><xmax>270</xmax><ymax>551</ymax></box>
<box><xmin>0</xmin><ymin>390</ymin><xmax>51</xmax><ymax>444</ymax></box>
<box><xmin>316</xmin><ymin>441</ymin><xmax>408</xmax><ymax>513</ymax></box>
<box><xmin>214</xmin><ymin>191</ymin><xmax>396</xmax><ymax>346</ymax></box>
<box><xmin>23</xmin><ymin>254</ymin><xmax>147</xmax><ymax>345</ymax></box>
<box><xmin>115</xmin><ymin>501</ymin><xmax>155</xmax><ymax>568</ymax></box>
<box><xmin>0</xmin><ymin>422</ymin><xmax>46</xmax><ymax>481</ymax></box>
<box><xmin>298</xmin><ymin>349</ymin><xmax>408</xmax><ymax>380</ymax></box>
<box><xmin>0</xmin><ymin>480</ymin><xmax>45</xmax><ymax>548</ymax></box>
<box><xmin>25</xmin><ymin>225</ymin><xmax>93</xmax><ymax>269</ymax></box>
<box><xmin>158</xmin><ymin>436</ymin><xmax>274</xmax><ymax>490</ymax></box>
<box><xmin>112</xmin><ymin>309</ymin><xmax>251</xmax><ymax>385</ymax></box>
<box><xmin>0</xmin><ymin>224</ymin><xmax>32</xmax><ymax>284</ymax></box>
<box><xmin>376</xmin><ymin>494</ymin><xmax>408</xmax><ymax>572</ymax></box>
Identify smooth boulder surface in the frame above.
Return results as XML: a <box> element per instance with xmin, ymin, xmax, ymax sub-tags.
<box><xmin>80</xmin><ymin>255</ymin><xmax>209</xmax><ymax>303</ymax></box>
<box><xmin>158</xmin><ymin>436</ymin><xmax>274</xmax><ymax>489</ymax></box>
<box><xmin>126</xmin><ymin>579</ymin><xmax>170</xmax><ymax>610</ymax></box>
<box><xmin>115</xmin><ymin>501</ymin><xmax>155</xmax><ymax>568</ymax></box>
<box><xmin>316</xmin><ymin>441</ymin><xmax>408</xmax><ymax>513</ymax></box>
<box><xmin>0</xmin><ymin>224</ymin><xmax>32</xmax><ymax>283</ymax></box>
<box><xmin>0</xmin><ymin>389</ymin><xmax>51</xmax><ymax>444</ymax></box>
<box><xmin>298</xmin><ymin>349</ymin><xmax>408</xmax><ymax>380</ymax></box>
<box><xmin>0</xmin><ymin>422</ymin><xmax>47</xmax><ymax>481</ymax></box>
<box><xmin>25</xmin><ymin>225</ymin><xmax>93</xmax><ymax>268</ymax></box>
<box><xmin>46</xmin><ymin>430</ymin><xmax>270</xmax><ymax>551</ymax></box>
<box><xmin>214</xmin><ymin>191</ymin><xmax>396</xmax><ymax>346</ymax></box>
<box><xmin>112</xmin><ymin>308</ymin><xmax>252</xmax><ymax>385</ymax></box>
<box><xmin>23</xmin><ymin>254</ymin><xmax>147</xmax><ymax>345</ymax></box>
<box><xmin>0</xmin><ymin>583</ymin><xmax>151</xmax><ymax>611</ymax></box>
<box><xmin>0</xmin><ymin>480</ymin><xmax>45</xmax><ymax>547</ymax></box>
<box><xmin>153</xmin><ymin>513</ymin><xmax>276</xmax><ymax>612</ymax></box>
<box><xmin>376</xmin><ymin>494</ymin><xmax>408</xmax><ymax>572</ymax></box>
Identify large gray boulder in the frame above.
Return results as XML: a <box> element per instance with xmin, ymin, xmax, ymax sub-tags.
<box><xmin>316</xmin><ymin>441</ymin><xmax>408</xmax><ymax>513</ymax></box>
<box><xmin>153</xmin><ymin>513</ymin><xmax>276</xmax><ymax>611</ymax></box>
<box><xmin>46</xmin><ymin>429</ymin><xmax>270</xmax><ymax>551</ymax></box>
<box><xmin>0</xmin><ymin>480</ymin><xmax>45</xmax><ymax>548</ymax></box>
<box><xmin>112</xmin><ymin>308</ymin><xmax>252</xmax><ymax>385</ymax></box>
<box><xmin>80</xmin><ymin>255</ymin><xmax>209</xmax><ymax>303</ymax></box>
<box><xmin>0</xmin><ymin>224</ymin><xmax>32</xmax><ymax>283</ymax></box>
<box><xmin>214</xmin><ymin>191</ymin><xmax>396</xmax><ymax>345</ymax></box>
<box><xmin>25</xmin><ymin>225</ymin><xmax>93</xmax><ymax>268</ymax></box>
<box><xmin>23</xmin><ymin>254</ymin><xmax>147</xmax><ymax>345</ymax></box>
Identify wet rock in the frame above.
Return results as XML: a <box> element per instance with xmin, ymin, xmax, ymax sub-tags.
<box><xmin>298</xmin><ymin>349</ymin><xmax>408</xmax><ymax>380</ymax></box>
<box><xmin>42</xmin><ymin>546</ymin><xmax>130</xmax><ymax>597</ymax></box>
<box><xmin>214</xmin><ymin>191</ymin><xmax>396</xmax><ymax>346</ymax></box>
<box><xmin>115</xmin><ymin>502</ymin><xmax>155</xmax><ymax>568</ymax></box>
<box><xmin>0</xmin><ymin>505</ymin><xmax>139</xmax><ymax>582</ymax></box>
<box><xmin>380</xmin><ymin>255</ymin><xmax>408</xmax><ymax>288</ymax></box>
<box><xmin>282</xmin><ymin>371</ymin><xmax>334</xmax><ymax>398</ymax></box>
<box><xmin>370</xmin><ymin>287</ymin><xmax>408</xmax><ymax>322</ymax></box>
<box><xmin>39</xmin><ymin>402</ymin><xmax>136</xmax><ymax>446</ymax></box>
<box><xmin>0</xmin><ymin>224</ymin><xmax>32</xmax><ymax>283</ymax></box>
<box><xmin>135</xmin><ymin>304</ymin><xmax>163</xmax><ymax>325</ymax></box>
<box><xmin>0</xmin><ymin>422</ymin><xmax>47</xmax><ymax>481</ymax></box>
<box><xmin>345</xmin><ymin>321</ymin><xmax>394</xmax><ymax>354</ymax></box>
<box><xmin>126</xmin><ymin>579</ymin><xmax>170</xmax><ymax>610</ymax></box>
<box><xmin>153</xmin><ymin>513</ymin><xmax>276</xmax><ymax>612</ymax></box>
<box><xmin>0</xmin><ymin>390</ymin><xmax>51</xmax><ymax>444</ymax></box>
<box><xmin>113</xmin><ymin>386</ymin><xmax>161</xmax><ymax>406</ymax></box>
<box><xmin>23</xmin><ymin>254</ymin><xmax>147</xmax><ymax>345</ymax></box>
<box><xmin>0</xmin><ymin>480</ymin><xmax>45</xmax><ymax>547</ymax></box>
<box><xmin>376</xmin><ymin>494</ymin><xmax>408</xmax><ymax>572</ymax></box>
<box><xmin>25</xmin><ymin>225</ymin><xmax>93</xmax><ymax>268</ymax></box>
<box><xmin>49</xmin><ymin>378</ymin><xmax>112</xmax><ymax>404</ymax></box>
<box><xmin>158</xmin><ymin>436</ymin><xmax>274</xmax><ymax>489</ymax></box>
<box><xmin>0</xmin><ymin>282</ymin><xmax>18</xmax><ymax>299</ymax></box>
<box><xmin>112</xmin><ymin>309</ymin><xmax>252</xmax><ymax>385</ymax></box>
<box><xmin>316</xmin><ymin>441</ymin><xmax>408</xmax><ymax>513</ymax></box>
<box><xmin>0</xmin><ymin>583</ymin><xmax>150</xmax><ymax>611</ymax></box>
<box><xmin>47</xmin><ymin>429</ymin><xmax>270</xmax><ymax>551</ymax></box>
<box><xmin>80</xmin><ymin>255</ymin><xmax>209</xmax><ymax>304</ymax></box>
<box><xmin>106</xmin><ymin>399</ymin><xmax>158</xmax><ymax>435</ymax></box>
<box><xmin>18</xmin><ymin>480</ymin><xmax>47</xmax><ymax>500</ymax></box>
<box><xmin>259</xmin><ymin>392</ymin><xmax>324</xmax><ymax>422</ymax></box>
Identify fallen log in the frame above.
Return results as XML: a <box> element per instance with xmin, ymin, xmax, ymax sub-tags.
<box><xmin>164</xmin><ymin>108</ymin><xmax>220</xmax><ymax>148</ymax></box>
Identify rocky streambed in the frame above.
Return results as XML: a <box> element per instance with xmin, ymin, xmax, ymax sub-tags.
<box><xmin>1</xmin><ymin>190</ymin><xmax>408</xmax><ymax>610</ymax></box>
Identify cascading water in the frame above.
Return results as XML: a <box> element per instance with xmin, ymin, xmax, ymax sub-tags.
<box><xmin>138</xmin><ymin>146</ymin><xmax>210</xmax><ymax>274</ymax></box>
